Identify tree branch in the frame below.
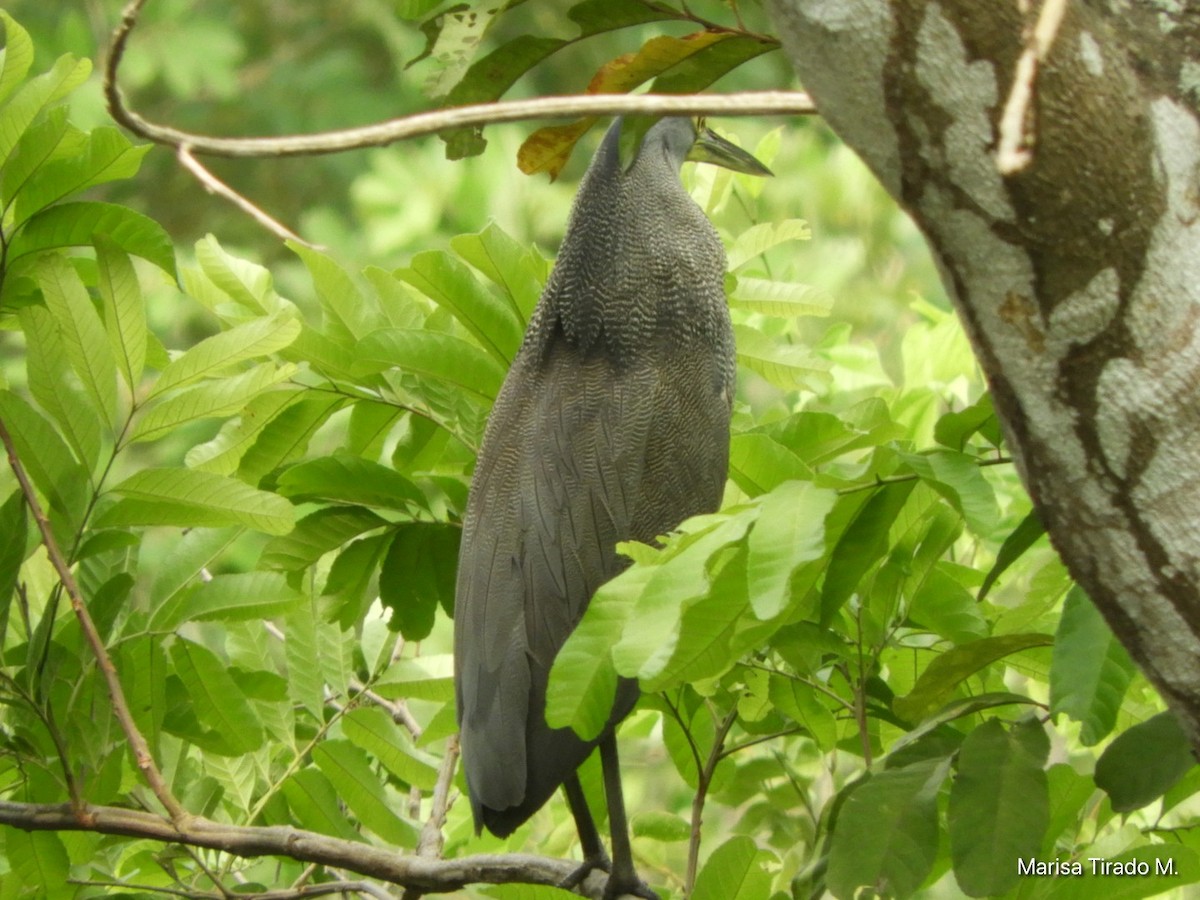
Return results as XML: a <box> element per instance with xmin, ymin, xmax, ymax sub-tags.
<box><xmin>103</xmin><ymin>0</ymin><xmax>815</xmax><ymax>161</ymax></box>
<box><xmin>0</xmin><ymin>800</ymin><xmax>620</xmax><ymax>898</ymax></box>
<box><xmin>0</xmin><ymin>417</ymin><xmax>187</xmax><ymax>822</ymax></box>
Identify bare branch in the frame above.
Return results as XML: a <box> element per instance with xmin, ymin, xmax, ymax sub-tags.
<box><xmin>0</xmin><ymin>417</ymin><xmax>187</xmax><ymax>823</ymax></box>
<box><xmin>177</xmin><ymin>146</ymin><xmax>320</xmax><ymax>248</ymax></box>
<box><xmin>416</xmin><ymin>735</ymin><xmax>460</xmax><ymax>859</ymax></box>
<box><xmin>103</xmin><ymin>1</ymin><xmax>815</xmax><ymax>161</ymax></box>
<box><xmin>996</xmin><ymin>0</ymin><xmax>1070</xmax><ymax>174</ymax></box>
<box><xmin>0</xmin><ymin>800</ymin><xmax>621</xmax><ymax>898</ymax></box>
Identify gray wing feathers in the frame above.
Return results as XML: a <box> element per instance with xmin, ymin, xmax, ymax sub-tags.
<box><xmin>455</xmin><ymin>345</ymin><xmax>654</xmax><ymax>820</ymax></box>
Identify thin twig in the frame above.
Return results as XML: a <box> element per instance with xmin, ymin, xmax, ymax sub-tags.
<box><xmin>402</xmin><ymin>735</ymin><xmax>462</xmax><ymax>899</ymax></box>
<box><xmin>996</xmin><ymin>0</ymin><xmax>1070</xmax><ymax>174</ymax></box>
<box><xmin>684</xmin><ymin>707</ymin><xmax>739</xmax><ymax>896</ymax></box>
<box><xmin>177</xmin><ymin>146</ymin><xmax>319</xmax><ymax>247</ymax></box>
<box><xmin>0</xmin><ymin>416</ymin><xmax>187</xmax><ymax>822</ymax></box>
<box><xmin>836</xmin><ymin>456</ymin><xmax>1013</xmax><ymax>496</ymax></box>
<box><xmin>417</xmin><ymin>734</ymin><xmax>459</xmax><ymax>858</ymax></box>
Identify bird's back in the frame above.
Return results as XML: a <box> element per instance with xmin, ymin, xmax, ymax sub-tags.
<box><xmin>454</xmin><ymin>118</ymin><xmax>735</xmax><ymax>836</ymax></box>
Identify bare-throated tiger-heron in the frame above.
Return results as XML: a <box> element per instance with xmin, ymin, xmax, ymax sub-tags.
<box><xmin>454</xmin><ymin>117</ymin><xmax>771</xmax><ymax>899</ymax></box>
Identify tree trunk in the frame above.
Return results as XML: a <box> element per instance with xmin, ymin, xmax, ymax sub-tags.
<box><xmin>764</xmin><ymin>0</ymin><xmax>1200</xmax><ymax>745</ymax></box>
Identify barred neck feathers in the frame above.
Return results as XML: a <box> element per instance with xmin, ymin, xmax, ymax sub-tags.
<box><xmin>525</xmin><ymin>118</ymin><xmax>731</xmax><ymax>369</ymax></box>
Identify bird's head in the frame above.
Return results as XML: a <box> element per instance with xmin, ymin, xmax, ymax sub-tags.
<box><xmin>623</xmin><ymin>116</ymin><xmax>773</xmax><ymax>178</ymax></box>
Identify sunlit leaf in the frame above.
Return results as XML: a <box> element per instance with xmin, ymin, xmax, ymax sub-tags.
<box><xmin>100</xmin><ymin>467</ymin><xmax>296</xmax><ymax>535</ymax></box>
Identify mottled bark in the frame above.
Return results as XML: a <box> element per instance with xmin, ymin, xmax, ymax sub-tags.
<box><xmin>765</xmin><ymin>0</ymin><xmax>1200</xmax><ymax>743</ymax></box>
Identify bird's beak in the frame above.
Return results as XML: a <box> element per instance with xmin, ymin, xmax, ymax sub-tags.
<box><xmin>686</xmin><ymin>127</ymin><xmax>773</xmax><ymax>177</ymax></box>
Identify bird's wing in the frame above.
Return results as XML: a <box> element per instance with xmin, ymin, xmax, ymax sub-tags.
<box><xmin>454</xmin><ymin>339</ymin><xmax>656</xmax><ymax>818</ymax></box>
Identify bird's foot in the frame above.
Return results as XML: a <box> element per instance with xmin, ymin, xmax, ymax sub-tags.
<box><xmin>558</xmin><ymin>850</ymin><xmax>611</xmax><ymax>892</ymax></box>
<box><xmin>601</xmin><ymin>871</ymin><xmax>660</xmax><ymax>900</ymax></box>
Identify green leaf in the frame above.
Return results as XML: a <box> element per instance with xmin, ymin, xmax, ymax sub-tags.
<box><xmin>545</xmin><ymin>558</ymin><xmax>630</xmax><ymax>741</ymax></box>
<box><xmin>449</xmin><ymin>222</ymin><xmax>546</xmax><ymax>323</ymax></box>
<box><xmin>14</xmin><ymin>126</ymin><xmax>150</xmax><ymax>224</ymax></box>
<box><xmin>727</xmin><ymin>219</ymin><xmax>813</xmax><ymax>271</ymax></box>
<box><xmin>313</xmin><ymin>740</ymin><xmax>419</xmax><ymax>847</ymax></box>
<box><xmin>95</xmin><ymin>236</ymin><xmax>148</xmax><ymax>389</ymax></box>
<box><xmin>934</xmin><ymin>393</ymin><xmax>999</xmax><ymax>450</ymax></box>
<box><xmin>281</xmin><ymin>769</ymin><xmax>364</xmax><ymax>842</ymax></box>
<box><xmin>114</xmin><ymin>636</ymin><xmax>168</xmax><ymax>755</ymax></box>
<box><xmin>185</xmin><ymin>389</ymin><xmax>304</xmax><ymax>475</ymax></box>
<box><xmin>631</xmin><ymin>810</ymin><xmax>691</xmax><ymax>843</ymax></box>
<box><xmin>1</xmin><ymin>105</ymin><xmax>71</xmax><ymax>211</ymax></box>
<box><xmin>100</xmin><ymin>467</ymin><xmax>296</xmax><ymax>535</ymax></box>
<box><xmin>768</xmin><ymin>674</ymin><xmax>838</xmax><ymax>750</ymax></box>
<box><xmin>168</xmin><ymin>637</ymin><xmax>263</xmax><ymax>755</ymax></box>
<box><xmin>148</xmin><ymin>311</ymin><xmax>301</xmax><ymax>399</ymax></box>
<box><xmin>898</xmin><ymin>450</ymin><xmax>1000</xmax><ymax>538</ymax></box>
<box><xmin>9</xmin><ymin>201</ymin><xmax>175</xmax><ymax>276</ymax></box>
<box><xmin>728</xmin><ymin>432</ymin><xmax>813</xmax><ymax>497</ymax></box>
<box><xmin>1041</xmin><ymin>845</ymin><xmax>1200</xmax><ymax>900</ymax></box>
<box><xmin>746</xmin><ymin>481</ymin><xmax>834</xmax><ymax>618</ymax></box>
<box><xmin>827</xmin><ymin>759</ymin><xmax>949</xmax><ymax>900</ymax></box>
<box><xmin>821</xmin><ymin>481</ymin><xmax>916</xmax><ymax>626</ymax></box>
<box><xmin>1095</xmin><ymin>712</ymin><xmax>1195</xmax><ymax>813</ymax></box>
<box><xmin>728</xmin><ymin>277</ymin><xmax>832</xmax><ymax>318</ymax></box>
<box><xmin>611</xmin><ymin>511</ymin><xmax>757</xmax><ymax>682</ymax></box>
<box><xmin>379</xmin><ymin>523</ymin><xmax>461</xmax><ymax>640</ymax></box>
<box><xmin>0</xmin><ymin>389</ymin><xmax>88</xmax><ymax>537</ymax></box>
<box><xmin>275</xmin><ymin>454</ymin><xmax>427</xmax><ymax>511</ymax></box>
<box><xmin>734</xmin><ymin>323</ymin><xmax>828</xmax><ymax>391</ymax></box>
<box><xmin>237</xmin><ymin>393</ymin><xmax>348</xmax><ymax>484</ymax></box>
<box><xmin>908</xmin><ymin>564</ymin><xmax>988</xmax><ymax>645</ymax></box>
<box><xmin>893</xmin><ymin>634</ymin><xmax>1054</xmax><ymax>723</ymax></box>
<box><xmin>1050</xmin><ymin>585</ymin><xmax>1135</xmax><ymax>745</ymax></box>
<box><xmin>342</xmin><ymin>707</ymin><xmax>439</xmax><ymax>791</ymax></box>
<box><xmin>374</xmin><ymin>654</ymin><xmax>455</xmax><ymax>703</ymax></box>
<box><xmin>7</xmin><ymin>829</ymin><xmax>70</xmax><ymax>899</ymax></box>
<box><xmin>34</xmin><ymin>252</ymin><xmax>118</xmax><ymax>427</ymax></box>
<box><xmin>357</xmin><ymin>328</ymin><xmax>506</xmax><ymax>401</ymax></box>
<box><xmin>148</xmin><ymin>527</ymin><xmax>241</xmax><ymax>611</ymax></box>
<box><xmin>289</xmin><ymin>241</ymin><xmax>377</xmax><ymax>341</ymax></box>
<box><xmin>18</xmin><ymin>303</ymin><xmax>104</xmax><ymax>469</ymax></box>
<box><xmin>691</xmin><ymin>835</ymin><xmax>776</xmax><ymax>900</ymax></box>
<box><xmin>649</xmin><ymin>32</ymin><xmax>776</xmax><ymax>95</ymax></box>
<box><xmin>260</xmin><ymin>506</ymin><xmax>388</xmax><ymax>571</ymax></box>
<box><xmin>0</xmin><ymin>11</ymin><xmax>35</xmax><ymax>105</ymax></box>
<box><xmin>132</xmin><ymin>363</ymin><xmax>297</xmax><ymax>442</ymax></box>
<box><xmin>0</xmin><ymin>491</ymin><xmax>27</xmax><ymax>654</ymax></box>
<box><xmin>978</xmin><ymin>509</ymin><xmax>1045</xmax><ymax>599</ymax></box>
<box><xmin>149</xmin><ymin>571</ymin><xmax>303</xmax><ymax>632</ymax></box>
<box><xmin>948</xmin><ymin>718</ymin><xmax>1049</xmax><ymax>896</ymax></box>
<box><xmin>397</xmin><ymin>250</ymin><xmax>524</xmax><ymax>364</ymax></box>
<box><xmin>193</xmin><ymin>234</ymin><xmax>279</xmax><ymax>314</ymax></box>
<box><xmin>0</xmin><ymin>49</ymin><xmax>90</xmax><ymax>168</ymax></box>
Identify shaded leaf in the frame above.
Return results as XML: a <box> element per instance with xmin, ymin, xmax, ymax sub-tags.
<box><xmin>1050</xmin><ymin>585</ymin><xmax>1135</xmax><ymax>745</ymax></box>
<box><xmin>949</xmin><ymin>718</ymin><xmax>1049</xmax><ymax>896</ymax></box>
<box><xmin>827</xmin><ymin>759</ymin><xmax>949</xmax><ymax>900</ymax></box>
<box><xmin>893</xmin><ymin>634</ymin><xmax>1054</xmax><ymax>723</ymax></box>
<box><xmin>1096</xmin><ymin>712</ymin><xmax>1194</xmax><ymax>813</ymax></box>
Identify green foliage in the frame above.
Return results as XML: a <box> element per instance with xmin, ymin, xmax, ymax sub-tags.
<box><xmin>0</xmin><ymin>10</ymin><xmax>1197</xmax><ymax>900</ymax></box>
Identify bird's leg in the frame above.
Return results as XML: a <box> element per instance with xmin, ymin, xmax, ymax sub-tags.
<box><xmin>599</xmin><ymin>735</ymin><xmax>659</xmax><ymax>900</ymax></box>
<box><xmin>558</xmin><ymin>774</ymin><xmax>611</xmax><ymax>891</ymax></box>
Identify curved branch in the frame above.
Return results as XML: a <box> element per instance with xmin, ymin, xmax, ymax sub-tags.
<box><xmin>104</xmin><ymin>0</ymin><xmax>816</xmax><ymax>160</ymax></box>
<box><xmin>0</xmin><ymin>800</ymin><xmax>619</xmax><ymax>898</ymax></box>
